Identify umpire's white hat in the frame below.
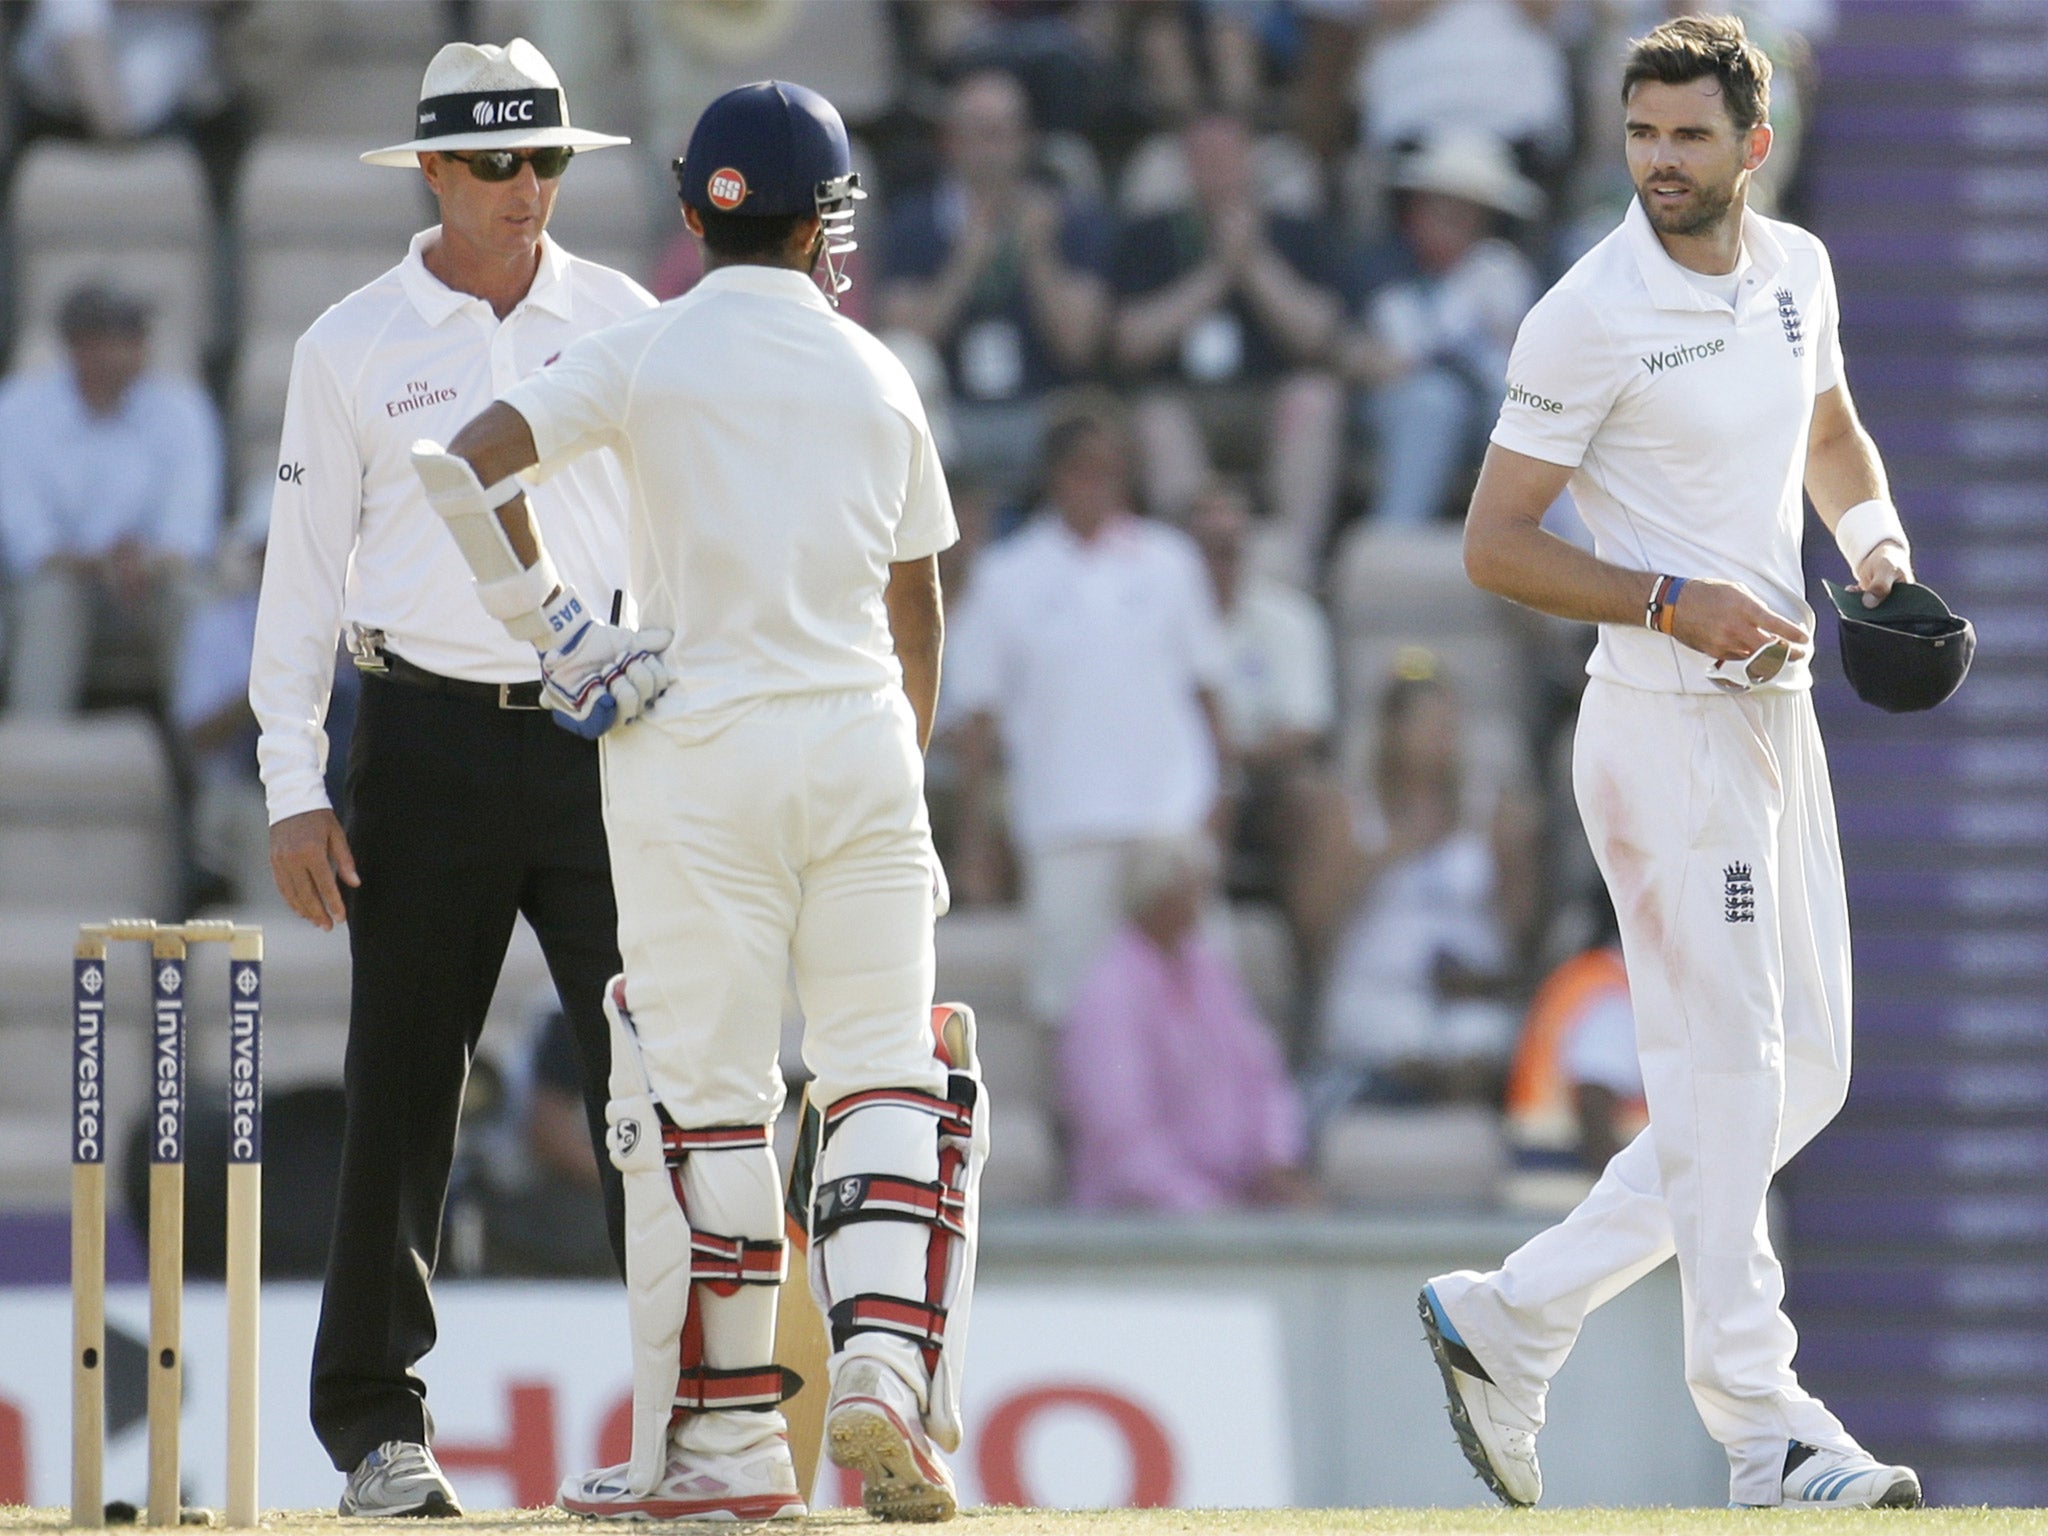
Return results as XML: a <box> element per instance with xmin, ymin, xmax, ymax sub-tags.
<box><xmin>361</xmin><ymin>38</ymin><xmax>630</xmax><ymax>167</ymax></box>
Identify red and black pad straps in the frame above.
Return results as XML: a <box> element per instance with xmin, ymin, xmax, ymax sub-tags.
<box><xmin>811</xmin><ymin>1172</ymin><xmax>966</xmax><ymax>1242</ymax></box>
<box><xmin>663</xmin><ymin>1121</ymin><xmax>785</xmax><ymax>1294</ymax></box>
<box><xmin>814</xmin><ymin>1082</ymin><xmax>978</xmax><ymax>1378</ymax></box>
<box><xmin>662</xmin><ymin>1121</ymin><xmax>772</xmax><ymax>1163</ymax></box>
<box><xmin>827</xmin><ymin>1293</ymin><xmax>948</xmax><ymax>1354</ymax></box>
<box><xmin>672</xmin><ymin>1364</ymin><xmax>805</xmax><ymax>1417</ymax></box>
<box><xmin>658</xmin><ymin>1119</ymin><xmax>795</xmax><ymax>1416</ymax></box>
<box><xmin>821</xmin><ymin>1085</ymin><xmax>974</xmax><ymax>1144</ymax></box>
<box><xmin>691</xmin><ymin>1229</ymin><xmax>788</xmax><ymax>1286</ymax></box>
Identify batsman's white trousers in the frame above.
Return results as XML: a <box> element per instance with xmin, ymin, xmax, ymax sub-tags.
<box><xmin>601</xmin><ymin>688</ymin><xmax>948</xmax><ymax>1124</ymax></box>
<box><xmin>1433</xmin><ymin>680</ymin><xmax>1864</xmax><ymax>1506</ymax></box>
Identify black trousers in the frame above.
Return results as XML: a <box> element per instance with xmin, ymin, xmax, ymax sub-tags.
<box><xmin>309</xmin><ymin>670</ymin><xmax>628</xmax><ymax>1471</ymax></box>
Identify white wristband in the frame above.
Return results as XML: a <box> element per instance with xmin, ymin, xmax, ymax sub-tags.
<box><xmin>1834</xmin><ymin>498</ymin><xmax>1908</xmax><ymax>572</ymax></box>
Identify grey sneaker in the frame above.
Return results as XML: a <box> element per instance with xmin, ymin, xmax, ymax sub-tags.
<box><xmin>339</xmin><ymin>1440</ymin><xmax>463</xmax><ymax>1518</ymax></box>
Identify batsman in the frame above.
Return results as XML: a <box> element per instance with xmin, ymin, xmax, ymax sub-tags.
<box><xmin>414</xmin><ymin>80</ymin><xmax>988</xmax><ymax>1522</ymax></box>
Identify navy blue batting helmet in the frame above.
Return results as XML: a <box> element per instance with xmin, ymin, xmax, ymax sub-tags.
<box><xmin>675</xmin><ymin>80</ymin><xmax>865</xmax><ymax>301</ymax></box>
<box><xmin>677</xmin><ymin>79</ymin><xmax>855</xmax><ymax>218</ymax></box>
<box><xmin>1823</xmin><ymin>579</ymin><xmax>1976</xmax><ymax>713</ymax></box>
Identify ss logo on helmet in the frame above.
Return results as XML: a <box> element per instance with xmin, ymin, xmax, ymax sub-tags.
<box><xmin>707</xmin><ymin>167</ymin><xmax>748</xmax><ymax>210</ymax></box>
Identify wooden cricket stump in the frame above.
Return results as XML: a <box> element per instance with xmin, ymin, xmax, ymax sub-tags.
<box><xmin>72</xmin><ymin>921</ymin><xmax>264</xmax><ymax>1529</ymax></box>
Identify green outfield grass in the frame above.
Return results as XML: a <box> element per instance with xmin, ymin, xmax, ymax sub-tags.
<box><xmin>8</xmin><ymin>1509</ymin><xmax>2048</xmax><ymax>1535</ymax></box>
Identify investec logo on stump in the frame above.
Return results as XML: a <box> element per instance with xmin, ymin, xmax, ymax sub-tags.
<box><xmin>229</xmin><ymin>962</ymin><xmax>262</xmax><ymax>1162</ymax></box>
<box><xmin>1507</xmin><ymin>382</ymin><xmax>1564</xmax><ymax>414</ymax></box>
<box><xmin>72</xmin><ymin>961</ymin><xmax>106</xmax><ymax>1163</ymax></box>
<box><xmin>154</xmin><ymin>957</ymin><xmax>185</xmax><ymax>1161</ymax></box>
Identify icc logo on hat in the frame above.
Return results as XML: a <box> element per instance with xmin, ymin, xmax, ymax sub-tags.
<box><xmin>707</xmin><ymin>168</ymin><xmax>748</xmax><ymax>210</ymax></box>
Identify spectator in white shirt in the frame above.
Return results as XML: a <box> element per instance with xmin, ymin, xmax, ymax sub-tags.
<box><xmin>1188</xmin><ymin>478</ymin><xmax>1340</xmax><ymax>978</ymax></box>
<box><xmin>1295</xmin><ymin>0</ymin><xmax>1573</xmax><ymax>182</ymax></box>
<box><xmin>948</xmin><ymin>391</ymin><xmax>1233</xmax><ymax>1026</ymax></box>
<box><xmin>1342</xmin><ymin>131</ymin><xmax>1543</xmax><ymax>528</ymax></box>
<box><xmin>0</xmin><ymin>280</ymin><xmax>220</xmax><ymax>716</ymax></box>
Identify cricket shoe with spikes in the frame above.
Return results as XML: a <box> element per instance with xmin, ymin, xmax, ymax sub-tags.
<box><xmin>1775</xmin><ymin>1442</ymin><xmax>1923</xmax><ymax>1510</ymax></box>
<box><xmin>1419</xmin><ymin>1279</ymin><xmax>1542</xmax><ymax>1507</ymax></box>
<box><xmin>825</xmin><ymin>1358</ymin><xmax>959</xmax><ymax>1522</ymax></box>
<box><xmin>557</xmin><ymin>1435</ymin><xmax>805</xmax><ymax>1521</ymax></box>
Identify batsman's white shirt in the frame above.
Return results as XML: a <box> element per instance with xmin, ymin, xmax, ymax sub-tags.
<box><xmin>500</xmin><ymin>263</ymin><xmax>957</xmax><ymax>735</ymax></box>
<box><xmin>251</xmin><ymin>229</ymin><xmax>655</xmax><ymax>823</ymax></box>
<box><xmin>499</xmin><ymin>263</ymin><xmax>958</xmax><ymax>1126</ymax></box>
<box><xmin>1491</xmin><ymin>197</ymin><xmax>1843</xmax><ymax>694</ymax></box>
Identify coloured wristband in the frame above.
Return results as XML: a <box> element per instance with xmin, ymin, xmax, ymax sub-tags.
<box><xmin>1645</xmin><ymin>574</ymin><xmax>1688</xmax><ymax>635</ymax></box>
<box><xmin>1833</xmin><ymin>498</ymin><xmax>1908</xmax><ymax>571</ymax></box>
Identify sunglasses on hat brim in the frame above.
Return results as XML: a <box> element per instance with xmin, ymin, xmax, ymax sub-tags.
<box><xmin>442</xmin><ymin>147</ymin><xmax>573</xmax><ymax>182</ymax></box>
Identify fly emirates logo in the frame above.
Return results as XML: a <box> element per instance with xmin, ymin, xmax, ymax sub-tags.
<box><xmin>1641</xmin><ymin>337</ymin><xmax>1725</xmax><ymax>377</ymax></box>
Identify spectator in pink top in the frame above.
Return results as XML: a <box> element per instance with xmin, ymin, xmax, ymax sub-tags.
<box><xmin>1061</xmin><ymin>835</ymin><xmax>1317</xmax><ymax>1212</ymax></box>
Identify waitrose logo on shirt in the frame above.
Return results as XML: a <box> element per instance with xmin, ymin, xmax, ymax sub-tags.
<box><xmin>1642</xmin><ymin>338</ymin><xmax>1726</xmax><ymax>377</ymax></box>
<box><xmin>1506</xmin><ymin>382</ymin><xmax>1564</xmax><ymax>414</ymax></box>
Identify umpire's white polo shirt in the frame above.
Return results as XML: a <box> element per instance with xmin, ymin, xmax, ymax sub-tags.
<box><xmin>498</xmin><ymin>264</ymin><xmax>957</xmax><ymax>732</ymax></box>
<box><xmin>1491</xmin><ymin>197</ymin><xmax>1843</xmax><ymax>696</ymax></box>
<box><xmin>252</xmin><ymin>229</ymin><xmax>655</xmax><ymax>823</ymax></box>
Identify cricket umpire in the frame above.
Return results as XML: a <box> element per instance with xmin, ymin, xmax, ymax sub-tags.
<box><xmin>1418</xmin><ymin>15</ymin><xmax>1922</xmax><ymax>1512</ymax></box>
<box><xmin>249</xmin><ymin>39</ymin><xmax>655</xmax><ymax>1516</ymax></box>
<box><xmin>413</xmin><ymin>80</ymin><xmax>988</xmax><ymax>1523</ymax></box>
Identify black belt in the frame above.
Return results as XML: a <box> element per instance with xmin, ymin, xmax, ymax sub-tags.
<box><xmin>375</xmin><ymin>651</ymin><xmax>546</xmax><ymax>710</ymax></box>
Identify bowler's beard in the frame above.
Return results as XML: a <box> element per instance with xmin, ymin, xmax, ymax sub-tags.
<box><xmin>1637</xmin><ymin>172</ymin><xmax>1740</xmax><ymax>238</ymax></box>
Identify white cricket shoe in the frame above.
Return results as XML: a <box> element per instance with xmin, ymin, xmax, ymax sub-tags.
<box><xmin>557</xmin><ymin>1435</ymin><xmax>805</xmax><ymax>1522</ymax></box>
<box><xmin>338</xmin><ymin>1440</ymin><xmax>462</xmax><ymax>1518</ymax></box>
<box><xmin>1419</xmin><ymin>1280</ymin><xmax>1543</xmax><ymax>1506</ymax></box>
<box><xmin>825</xmin><ymin>1358</ymin><xmax>959</xmax><ymax>1522</ymax></box>
<box><xmin>1778</xmin><ymin>1442</ymin><xmax>1923</xmax><ymax>1509</ymax></box>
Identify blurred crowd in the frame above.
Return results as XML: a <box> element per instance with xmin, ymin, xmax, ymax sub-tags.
<box><xmin>0</xmin><ymin>0</ymin><xmax>1831</xmax><ymax>1244</ymax></box>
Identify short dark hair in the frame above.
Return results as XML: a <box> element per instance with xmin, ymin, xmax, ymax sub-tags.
<box><xmin>1040</xmin><ymin>387</ymin><xmax>1129</xmax><ymax>475</ymax></box>
<box><xmin>692</xmin><ymin>205</ymin><xmax>809</xmax><ymax>259</ymax></box>
<box><xmin>58</xmin><ymin>280</ymin><xmax>149</xmax><ymax>339</ymax></box>
<box><xmin>1622</xmin><ymin>13</ymin><xmax>1772</xmax><ymax>132</ymax></box>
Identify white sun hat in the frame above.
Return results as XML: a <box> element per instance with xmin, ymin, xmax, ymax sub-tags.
<box><xmin>361</xmin><ymin>37</ymin><xmax>630</xmax><ymax>168</ymax></box>
<box><xmin>1390</xmin><ymin>129</ymin><xmax>1545</xmax><ymax>220</ymax></box>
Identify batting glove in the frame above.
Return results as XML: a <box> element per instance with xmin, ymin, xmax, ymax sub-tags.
<box><xmin>539</xmin><ymin>617</ymin><xmax>675</xmax><ymax>739</ymax></box>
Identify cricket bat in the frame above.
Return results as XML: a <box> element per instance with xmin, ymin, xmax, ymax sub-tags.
<box><xmin>773</xmin><ymin>1088</ymin><xmax>830</xmax><ymax>1501</ymax></box>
